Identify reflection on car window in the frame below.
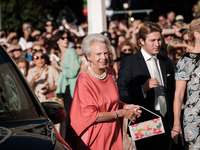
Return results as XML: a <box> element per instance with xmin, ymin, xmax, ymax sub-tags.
<box><xmin>0</xmin><ymin>62</ymin><xmax>39</xmax><ymax>122</ymax></box>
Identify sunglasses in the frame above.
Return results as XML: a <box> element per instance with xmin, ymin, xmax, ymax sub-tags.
<box><xmin>32</xmin><ymin>49</ymin><xmax>42</xmax><ymax>52</ymax></box>
<box><xmin>10</xmin><ymin>49</ymin><xmax>21</xmax><ymax>53</ymax></box>
<box><xmin>60</xmin><ymin>36</ymin><xmax>68</xmax><ymax>40</ymax></box>
<box><xmin>33</xmin><ymin>55</ymin><xmax>45</xmax><ymax>60</ymax></box>
<box><xmin>75</xmin><ymin>46</ymin><xmax>81</xmax><ymax>49</ymax></box>
<box><xmin>122</xmin><ymin>48</ymin><xmax>132</xmax><ymax>52</ymax></box>
<box><xmin>164</xmin><ymin>34</ymin><xmax>174</xmax><ymax>38</ymax></box>
<box><xmin>184</xmin><ymin>39</ymin><xmax>189</xmax><ymax>44</ymax></box>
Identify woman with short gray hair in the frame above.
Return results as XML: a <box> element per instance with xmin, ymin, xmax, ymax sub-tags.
<box><xmin>69</xmin><ymin>33</ymin><xmax>141</xmax><ymax>150</ymax></box>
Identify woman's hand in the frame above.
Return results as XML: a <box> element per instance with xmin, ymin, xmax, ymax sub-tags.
<box><xmin>51</xmin><ymin>59</ymin><xmax>59</xmax><ymax>69</ymax></box>
<box><xmin>171</xmin><ymin>124</ymin><xmax>183</xmax><ymax>144</ymax></box>
<box><xmin>51</xmin><ymin>59</ymin><xmax>64</xmax><ymax>72</ymax></box>
<box><xmin>40</xmin><ymin>87</ymin><xmax>48</xmax><ymax>94</ymax></box>
<box><xmin>120</xmin><ymin>105</ymin><xmax>141</xmax><ymax>123</ymax></box>
<box><xmin>125</xmin><ymin>104</ymin><xmax>139</xmax><ymax>111</ymax></box>
<box><xmin>33</xmin><ymin>73</ymin><xmax>41</xmax><ymax>80</ymax></box>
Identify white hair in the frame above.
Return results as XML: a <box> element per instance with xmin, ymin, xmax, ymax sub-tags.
<box><xmin>81</xmin><ymin>33</ymin><xmax>111</xmax><ymax>56</ymax></box>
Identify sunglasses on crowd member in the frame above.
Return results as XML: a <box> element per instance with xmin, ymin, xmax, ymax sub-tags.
<box><xmin>75</xmin><ymin>46</ymin><xmax>81</xmax><ymax>49</ymax></box>
<box><xmin>122</xmin><ymin>48</ymin><xmax>132</xmax><ymax>52</ymax></box>
<box><xmin>60</xmin><ymin>36</ymin><xmax>68</xmax><ymax>40</ymax></box>
<box><xmin>32</xmin><ymin>49</ymin><xmax>43</xmax><ymax>52</ymax></box>
<box><xmin>164</xmin><ymin>34</ymin><xmax>174</xmax><ymax>38</ymax></box>
<box><xmin>10</xmin><ymin>49</ymin><xmax>21</xmax><ymax>53</ymax></box>
<box><xmin>33</xmin><ymin>55</ymin><xmax>45</xmax><ymax>60</ymax></box>
<box><xmin>183</xmin><ymin>39</ymin><xmax>189</xmax><ymax>44</ymax></box>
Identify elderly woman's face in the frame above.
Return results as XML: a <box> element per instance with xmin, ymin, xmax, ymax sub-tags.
<box><xmin>88</xmin><ymin>41</ymin><xmax>109</xmax><ymax>70</ymax></box>
<box><xmin>33</xmin><ymin>52</ymin><xmax>45</xmax><ymax>68</ymax></box>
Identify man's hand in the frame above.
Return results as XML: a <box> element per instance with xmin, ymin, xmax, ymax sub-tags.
<box><xmin>142</xmin><ymin>78</ymin><xmax>159</xmax><ymax>94</ymax></box>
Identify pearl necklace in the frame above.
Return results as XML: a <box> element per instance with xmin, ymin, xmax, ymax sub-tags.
<box><xmin>88</xmin><ymin>66</ymin><xmax>107</xmax><ymax>80</ymax></box>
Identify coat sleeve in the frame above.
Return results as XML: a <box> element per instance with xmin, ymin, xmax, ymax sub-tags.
<box><xmin>70</xmin><ymin>75</ymin><xmax>100</xmax><ymax>136</ymax></box>
<box><xmin>117</xmin><ymin>57</ymin><xmax>149</xmax><ymax>105</ymax></box>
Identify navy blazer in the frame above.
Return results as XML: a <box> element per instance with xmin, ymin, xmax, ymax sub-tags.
<box><xmin>117</xmin><ymin>50</ymin><xmax>175</xmax><ymax>127</ymax></box>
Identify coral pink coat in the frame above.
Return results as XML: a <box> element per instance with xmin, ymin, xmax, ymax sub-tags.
<box><xmin>70</xmin><ymin>68</ymin><xmax>125</xmax><ymax>150</ymax></box>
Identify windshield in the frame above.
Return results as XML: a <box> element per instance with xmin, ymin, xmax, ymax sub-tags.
<box><xmin>0</xmin><ymin>51</ymin><xmax>40</xmax><ymax>122</ymax></box>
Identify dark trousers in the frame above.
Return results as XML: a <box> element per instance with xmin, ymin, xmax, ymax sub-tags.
<box><xmin>60</xmin><ymin>86</ymin><xmax>72</xmax><ymax>140</ymax></box>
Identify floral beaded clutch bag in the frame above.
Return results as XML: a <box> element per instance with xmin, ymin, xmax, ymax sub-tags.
<box><xmin>128</xmin><ymin>106</ymin><xmax>165</xmax><ymax>141</ymax></box>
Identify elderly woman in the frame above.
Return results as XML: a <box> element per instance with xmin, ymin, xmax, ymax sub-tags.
<box><xmin>171</xmin><ymin>18</ymin><xmax>200</xmax><ymax>149</ymax></box>
<box><xmin>69</xmin><ymin>33</ymin><xmax>141</xmax><ymax>150</ymax></box>
<box><xmin>27</xmin><ymin>50</ymin><xmax>59</xmax><ymax>102</ymax></box>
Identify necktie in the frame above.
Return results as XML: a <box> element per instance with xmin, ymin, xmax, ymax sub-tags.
<box><xmin>151</xmin><ymin>56</ymin><xmax>167</xmax><ymax>116</ymax></box>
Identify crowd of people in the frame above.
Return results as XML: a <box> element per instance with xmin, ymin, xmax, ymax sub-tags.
<box><xmin>1</xmin><ymin>10</ymin><xmax>200</xmax><ymax>150</ymax></box>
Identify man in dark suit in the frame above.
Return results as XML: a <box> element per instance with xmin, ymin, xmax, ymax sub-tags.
<box><xmin>117</xmin><ymin>22</ymin><xmax>175</xmax><ymax>150</ymax></box>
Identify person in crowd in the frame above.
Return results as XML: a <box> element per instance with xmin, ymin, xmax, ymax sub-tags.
<box><xmin>167</xmin><ymin>39</ymin><xmax>185</xmax><ymax>69</ymax></box>
<box><xmin>50</xmin><ymin>30</ymin><xmax>81</xmax><ymax>139</ymax></box>
<box><xmin>181</xmin><ymin>29</ymin><xmax>189</xmax><ymax>45</ymax></box>
<box><xmin>0</xmin><ymin>30</ymin><xmax>7</xmax><ymax>43</ymax></box>
<box><xmin>44</xmin><ymin>20</ymin><xmax>54</xmax><ymax>34</ymax></box>
<box><xmin>23</xmin><ymin>42</ymin><xmax>33</xmax><ymax>62</ymax></box>
<box><xmin>108</xmin><ymin>20</ymin><xmax>118</xmax><ymax>34</ymax></box>
<box><xmin>6</xmin><ymin>32</ymin><xmax>19</xmax><ymax>44</ymax></box>
<box><xmin>31</xmin><ymin>30</ymin><xmax>41</xmax><ymax>41</ymax></box>
<box><xmin>162</xmin><ymin>27</ymin><xmax>176</xmax><ymax>45</ymax></box>
<box><xmin>78</xmin><ymin>21</ymin><xmax>88</xmax><ymax>36</ymax></box>
<box><xmin>118</xmin><ymin>20</ymin><xmax>129</xmax><ymax>37</ymax></box>
<box><xmin>19</xmin><ymin>22</ymin><xmax>34</xmax><ymax>51</ymax></box>
<box><xmin>16</xmin><ymin>57</ymin><xmax>29</xmax><ymax>77</ymax></box>
<box><xmin>113</xmin><ymin>40</ymin><xmax>138</xmax><ymax>77</ymax></box>
<box><xmin>108</xmin><ymin>20</ymin><xmax>118</xmax><ymax>47</ymax></box>
<box><xmin>117</xmin><ymin>34</ymin><xmax>126</xmax><ymax>46</ymax></box>
<box><xmin>166</xmin><ymin>11</ymin><xmax>176</xmax><ymax>27</ymax></box>
<box><xmin>27</xmin><ymin>50</ymin><xmax>59</xmax><ymax>102</ymax></box>
<box><xmin>6</xmin><ymin>44</ymin><xmax>24</xmax><ymax>62</ymax></box>
<box><xmin>101</xmin><ymin>31</ymin><xmax>118</xmax><ymax>67</ymax></box>
<box><xmin>158</xmin><ymin>14</ymin><xmax>168</xmax><ymax>29</ymax></box>
<box><xmin>68</xmin><ymin>33</ymin><xmax>141</xmax><ymax>149</ymax></box>
<box><xmin>171</xmin><ymin>18</ymin><xmax>200</xmax><ymax>150</ymax></box>
<box><xmin>117</xmin><ymin>22</ymin><xmax>175</xmax><ymax>150</ymax></box>
<box><xmin>74</xmin><ymin>36</ymin><xmax>88</xmax><ymax>74</ymax></box>
<box><xmin>180</xmin><ymin>29</ymin><xmax>194</xmax><ymax>52</ymax></box>
<box><xmin>129</xmin><ymin>19</ymin><xmax>142</xmax><ymax>47</ymax></box>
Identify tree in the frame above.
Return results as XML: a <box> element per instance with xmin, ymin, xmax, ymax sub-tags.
<box><xmin>1</xmin><ymin>0</ymin><xmax>68</xmax><ymax>33</ymax></box>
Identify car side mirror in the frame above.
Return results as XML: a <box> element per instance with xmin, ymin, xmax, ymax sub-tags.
<box><xmin>41</xmin><ymin>102</ymin><xmax>66</xmax><ymax>124</ymax></box>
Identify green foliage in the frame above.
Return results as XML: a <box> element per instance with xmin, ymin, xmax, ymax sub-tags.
<box><xmin>1</xmin><ymin>0</ymin><xmax>67</xmax><ymax>32</ymax></box>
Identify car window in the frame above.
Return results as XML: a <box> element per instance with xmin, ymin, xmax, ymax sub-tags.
<box><xmin>0</xmin><ymin>53</ymin><xmax>40</xmax><ymax>122</ymax></box>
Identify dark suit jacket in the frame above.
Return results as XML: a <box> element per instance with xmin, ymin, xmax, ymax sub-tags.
<box><xmin>117</xmin><ymin>50</ymin><xmax>175</xmax><ymax>127</ymax></box>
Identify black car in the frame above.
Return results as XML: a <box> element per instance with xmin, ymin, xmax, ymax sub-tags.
<box><xmin>0</xmin><ymin>45</ymin><xmax>71</xmax><ymax>150</ymax></box>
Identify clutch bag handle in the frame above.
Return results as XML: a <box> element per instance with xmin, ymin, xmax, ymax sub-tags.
<box><xmin>128</xmin><ymin>106</ymin><xmax>161</xmax><ymax>126</ymax></box>
<box><xmin>140</xmin><ymin>106</ymin><xmax>161</xmax><ymax>118</ymax></box>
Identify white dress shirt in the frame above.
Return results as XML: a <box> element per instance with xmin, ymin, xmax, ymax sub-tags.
<box><xmin>141</xmin><ymin>48</ymin><xmax>165</xmax><ymax>110</ymax></box>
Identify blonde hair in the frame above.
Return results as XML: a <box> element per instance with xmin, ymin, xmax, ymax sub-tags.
<box><xmin>188</xmin><ymin>18</ymin><xmax>200</xmax><ymax>43</ymax></box>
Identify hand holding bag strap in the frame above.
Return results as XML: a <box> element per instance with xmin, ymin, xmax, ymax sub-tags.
<box><xmin>128</xmin><ymin>106</ymin><xmax>161</xmax><ymax>126</ymax></box>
